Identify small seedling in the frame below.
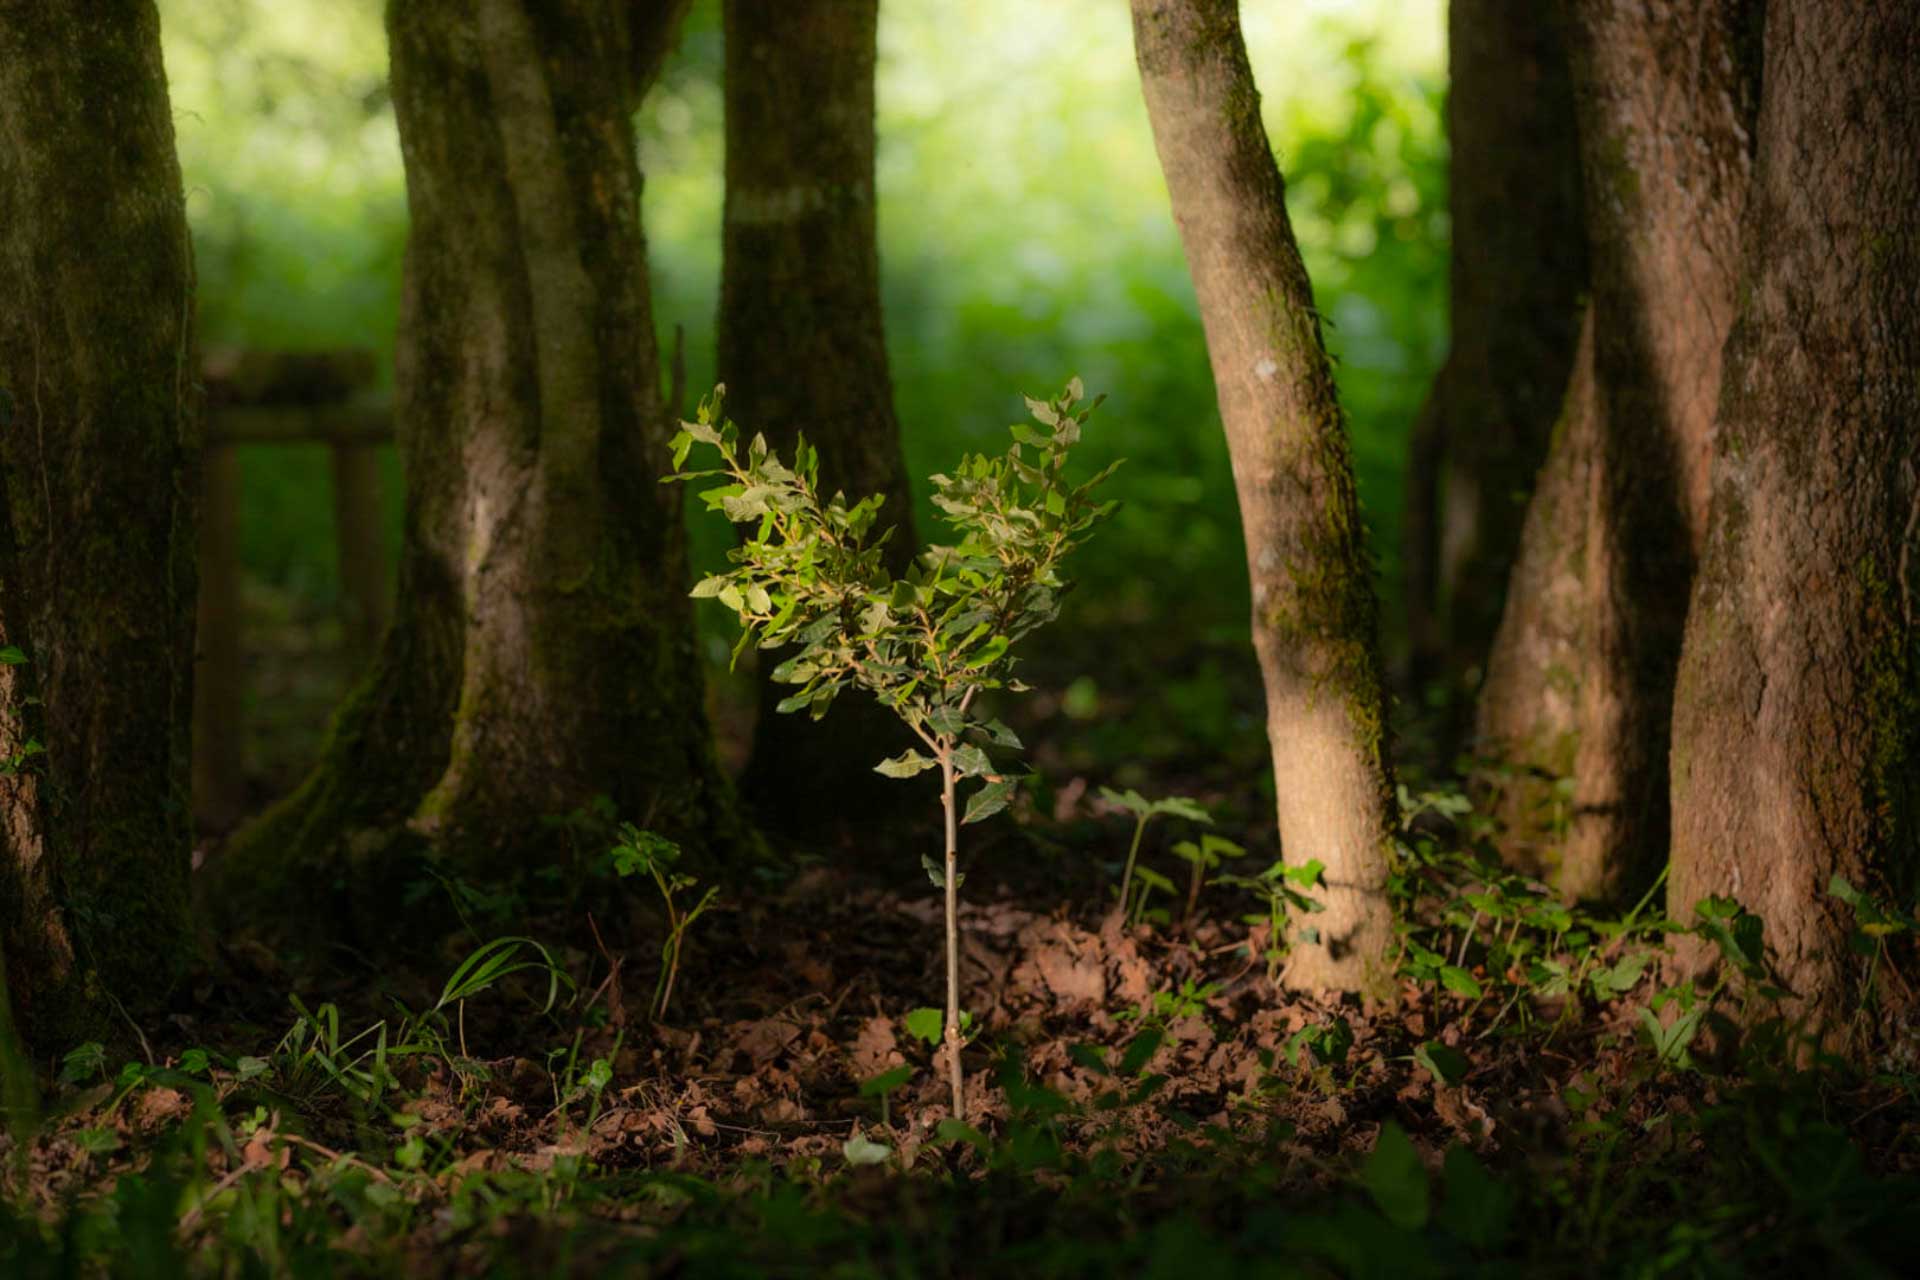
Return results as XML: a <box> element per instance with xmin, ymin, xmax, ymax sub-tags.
<box><xmin>611</xmin><ymin>824</ymin><xmax>719</xmax><ymax>1023</ymax></box>
<box><xmin>671</xmin><ymin>379</ymin><xmax>1118</xmax><ymax>1119</ymax></box>
<box><xmin>1170</xmin><ymin>832</ymin><xmax>1247</xmax><ymax>925</ymax></box>
<box><xmin>1098</xmin><ymin>788</ymin><xmax>1211</xmax><ymax>921</ymax></box>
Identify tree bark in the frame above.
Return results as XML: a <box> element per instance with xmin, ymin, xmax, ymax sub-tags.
<box><xmin>214</xmin><ymin>0</ymin><xmax>752</xmax><ymax>925</ymax></box>
<box><xmin>1476</xmin><ymin>0</ymin><xmax>1760</xmax><ymax>901</ymax></box>
<box><xmin>1403</xmin><ymin>0</ymin><xmax>1586</xmax><ymax>715</ymax></box>
<box><xmin>1668</xmin><ymin>0</ymin><xmax>1919</xmax><ymax>1033</ymax></box>
<box><xmin>0</xmin><ymin>1</ymin><xmax>200</xmax><ymax>1048</ymax></box>
<box><xmin>719</xmin><ymin>0</ymin><xmax>919</xmax><ymax>832</ymax></box>
<box><xmin>1132</xmin><ymin>0</ymin><xmax>1396</xmax><ymax>998</ymax></box>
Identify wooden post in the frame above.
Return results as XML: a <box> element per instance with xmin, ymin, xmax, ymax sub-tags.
<box><xmin>192</xmin><ymin>441</ymin><xmax>246</xmax><ymax>830</ymax></box>
<box><xmin>329</xmin><ymin>439</ymin><xmax>388</xmax><ymax>672</ymax></box>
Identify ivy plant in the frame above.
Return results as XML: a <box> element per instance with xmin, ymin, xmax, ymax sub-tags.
<box><xmin>669</xmin><ymin>378</ymin><xmax>1118</xmax><ymax>1119</ymax></box>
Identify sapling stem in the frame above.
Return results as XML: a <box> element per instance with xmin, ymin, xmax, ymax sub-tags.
<box><xmin>1117</xmin><ymin>814</ymin><xmax>1149</xmax><ymax>919</ymax></box>
<box><xmin>939</xmin><ymin>747</ymin><xmax>964</xmax><ymax>1119</ymax></box>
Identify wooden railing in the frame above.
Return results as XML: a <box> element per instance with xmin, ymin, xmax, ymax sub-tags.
<box><xmin>193</xmin><ymin>351</ymin><xmax>392</xmax><ymax>828</ymax></box>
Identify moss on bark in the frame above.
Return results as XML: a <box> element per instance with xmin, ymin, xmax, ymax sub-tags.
<box><xmin>209</xmin><ymin>0</ymin><xmax>757</xmax><ymax>941</ymax></box>
<box><xmin>0</xmin><ymin>0</ymin><xmax>199</xmax><ymax>1051</ymax></box>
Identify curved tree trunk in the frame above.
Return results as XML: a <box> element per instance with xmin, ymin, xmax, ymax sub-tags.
<box><xmin>1668</xmin><ymin>0</ymin><xmax>1919</xmax><ymax>1034</ymax></box>
<box><xmin>1476</xmin><ymin>0</ymin><xmax>1759</xmax><ymax>901</ymax></box>
<box><xmin>215</xmin><ymin>0</ymin><xmax>751</xmax><ymax>925</ymax></box>
<box><xmin>1404</xmin><ymin>0</ymin><xmax>1585</xmax><ymax>719</ymax></box>
<box><xmin>0</xmin><ymin>0</ymin><xmax>200</xmax><ymax>1049</ymax></box>
<box><xmin>1132</xmin><ymin>0</ymin><xmax>1396</xmax><ymax>998</ymax></box>
<box><xmin>719</xmin><ymin>0</ymin><xmax>919</xmax><ymax>832</ymax></box>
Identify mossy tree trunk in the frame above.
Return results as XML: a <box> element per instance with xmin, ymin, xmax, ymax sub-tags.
<box><xmin>215</xmin><ymin>0</ymin><xmax>751</xmax><ymax>925</ymax></box>
<box><xmin>1132</xmin><ymin>0</ymin><xmax>1396</xmax><ymax>999</ymax></box>
<box><xmin>719</xmin><ymin>0</ymin><xmax>919</xmax><ymax>833</ymax></box>
<box><xmin>0</xmin><ymin>1</ymin><xmax>200</xmax><ymax>1050</ymax></box>
<box><xmin>1476</xmin><ymin>0</ymin><xmax>1759</xmax><ymax>902</ymax></box>
<box><xmin>1668</xmin><ymin>0</ymin><xmax>1919</xmax><ymax>1034</ymax></box>
<box><xmin>1403</xmin><ymin>0</ymin><xmax>1585</xmax><ymax>721</ymax></box>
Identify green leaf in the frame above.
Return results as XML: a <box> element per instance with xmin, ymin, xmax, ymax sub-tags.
<box><xmin>689</xmin><ymin>575</ymin><xmax>729</xmax><ymax>599</ymax></box>
<box><xmin>903</xmin><ymin>1008</ymin><xmax>944</xmax><ymax>1046</ymax></box>
<box><xmin>951</xmin><ymin>744</ymin><xmax>992</xmax><ymax>778</ymax></box>
<box><xmin>1118</xmin><ymin>1028</ymin><xmax>1163</xmax><ymax>1077</ymax></box>
<box><xmin>874</xmin><ymin>750</ymin><xmax>937</xmax><ymax>779</ymax></box>
<box><xmin>934</xmin><ymin>1119</ymin><xmax>988</xmax><ymax>1151</ymax></box>
<box><xmin>1413</xmin><ymin>1041</ymin><xmax>1470</xmax><ymax>1086</ymax></box>
<box><xmin>858</xmin><ymin>1065</ymin><xmax>913</xmax><ymax>1097</ymax></box>
<box><xmin>1067</xmin><ymin>1043</ymin><xmax>1110</xmax><ymax>1077</ymax></box>
<box><xmin>1438</xmin><ymin>1144</ymin><xmax>1511</xmax><ymax>1249</ymax></box>
<box><xmin>1439</xmin><ymin>967</ymin><xmax>1484</xmax><ymax>1000</ymax></box>
<box><xmin>1362</xmin><ymin>1121</ymin><xmax>1430</xmax><ymax>1230</ymax></box>
<box><xmin>962</xmin><ymin>778</ymin><xmax>1015</xmax><ymax>825</ymax></box>
<box><xmin>842</xmin><ymin>1133</ymin><xmax>892</xmax><ymax>1166</ymax></box>
<box><xmin>921</xmin><ymin>853</ymin><xmax>947</xmax><ymax>890</ymax></box>
<box><xmin>0</xmin><ymin>645</ymin><xmax>25</xmax><ymax>665</ymax></box>
<box><xmin>983</xmin><ymin>719</ymin><xmax>1023</xmax><ymax>748</ymax></box>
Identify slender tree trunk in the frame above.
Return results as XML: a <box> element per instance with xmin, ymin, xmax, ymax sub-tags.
<box><xmin>0</xmin><ymin>0</ymin><xmax>200</xmax><ymax>1048</ymax></box>
<box><xmin>719</xmin><ymin>0</ymin><xmax>919</xmax><ymax>832</ymax></box>
<box><xmin>214</xmin><ymin>0</ymin><xmax>751</xmax><ymax>925</ymax></box>
<box><xmin>1404</xmin><ymin>0</ymin><xmax>1585</xmax><ymax>716</ymax></box>
<box><xmin>1669</xmin><ymin>0</ymin><xmax>1919</xmax><ymax>1034</ymax></box>
<box><xmin>1476</xmin><ymin>0</ymin><xmax>1760</xmax><ymax>901</ymax></box>
<box><xmin>1132</xmin><ymin>0</ymin><xmax>1396</xmax><ymax>998</ymax></box>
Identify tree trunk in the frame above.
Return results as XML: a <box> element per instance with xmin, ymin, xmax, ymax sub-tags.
<box><xmin>1403</xmin><ymin>0</ymin><xmax>1585</xmax><ymax>717</ymax></box>
<box><xmin>0</xmin><ymin>0</ymin><xmax>200</xmax><ymax>1048</ymax></box>
<box><xmin>1476</xmin><ymin>0</ymin><xmax>1760</xmax><ymax>901</ymax></box>
<box><xmin>1132</xmin><ymin>0</ymin><xmax>1396</xmax><ymax>998</ymax></box>
<box><xmin>719</xmin><ymin>0</ymin><xmax>919</xmax><ymax>833</ymax></box>
<box><xmin>214</xmin><ymin>0</ymin><xmax>751</xmax><ymax>926</ymax></box>
<box><xmin>1668</xmin><ymin>0</ymin><xmax>1919</xmax><ymax>1034</ymax></box>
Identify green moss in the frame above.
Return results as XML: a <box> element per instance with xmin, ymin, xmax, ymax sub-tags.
<box><xmin>1857</xmin><ymin>554</ymin><xmax>1918</xmax><ymax>899</ymax></box>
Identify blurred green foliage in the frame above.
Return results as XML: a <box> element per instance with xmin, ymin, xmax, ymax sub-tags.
<box><xmin>159</xmin><ymin>0</ymin><xmax>1445</xmax><ymax>683</ymax></box>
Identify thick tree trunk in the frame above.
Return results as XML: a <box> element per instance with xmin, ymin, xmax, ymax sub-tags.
<box><xmin>1403</xmin><ymin>0</ymin><xmax>1585</xmax><ymax>714</ymax></box>
<box><xmin>719</xmin><ymin>0</ymin><xmax>919</xmax><ymax>832</ymax></box>
<box><xmin>1476</xmin><ymin>0</ymin><xmax>1759</xmax><ymax>901</ymax></box>
<box><xmin>0</xmin><ymin>1</ymin><xmax>200</xmax><ymax>1048</ymax></box>
<box><xmin>1669</xmin><ymin>0</ymin><xmax>1919</xmax><ymax>1034</ymax></box>
<box><xmin>1132</xmin><ymin>0</ymin><xmax>1396</xmax><ymax>998</ymax></box>
<box><xmin>215</xmin><ymin>0</ymin><xmax>751</xmax><ymax>924</ymax></box>
<box><xmin>1474</xmin><ymin>312</ymin><xmax>1598</xmax><ymax>876</ymax></box>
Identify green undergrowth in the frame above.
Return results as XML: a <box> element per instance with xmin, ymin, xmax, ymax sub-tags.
<box><xmin>4</xmin><ymin>796</ymin><xmax>1916</xmax><ymax>1278</ymax></box>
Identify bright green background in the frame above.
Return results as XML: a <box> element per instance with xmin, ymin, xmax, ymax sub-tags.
<box><xmin>160</xmin><ymin>0</ymin><xmax>1447</xmax><ymax>774</ymax></box>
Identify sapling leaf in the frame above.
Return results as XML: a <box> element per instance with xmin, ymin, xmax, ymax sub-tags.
<box><xmin>962</xmin><ymin>779</ymin><xmax>1015</xmax><ymax>825</ymax></box>
<box><xmin>875</xmin><ymin>750</ymin><xmax>937</xmax><ymax>778</ymax></box>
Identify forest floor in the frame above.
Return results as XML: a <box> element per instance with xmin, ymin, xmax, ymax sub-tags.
<box><xmin>4</xmin><ymin>628</ymin><xmax>1918</xmax><ymax>1276</ymax></box>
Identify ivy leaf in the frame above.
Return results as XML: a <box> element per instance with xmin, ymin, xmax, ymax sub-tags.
<box><xmin>1363</xmin><ymin>1122</ymin><xmax>1430</xmax><ymax>1230</ymax></box>
<box><xmin>842</xmin><ymin>1133</ymin><xmax>892</xmax><ymax>1167</ymax></box>
<box><xmin>903</xmin><ymin>1008</ymin><xmax>944</xmax><ymax>1045</ymax></box>
<box><xmin>1413</xmin><ymin>1041</ymin><xmax>1470</xmax><ymax>1086</ymax></box>
<box><xmin>962</xmin><ymin>778</ymin><xmax>1015</xmax><ymax>825</ymax></box>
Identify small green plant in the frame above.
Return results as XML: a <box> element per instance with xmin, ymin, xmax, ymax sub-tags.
<box><xmin>611</xmin><ymin>824</ymin><xmax>719</xmax><ymax>1023</ymax></box>
<box><xmin>1169</xmin><ymin>832</ymin><xmax>1246</xmax><ymax>926</ymax></box>
<box><xmin>670</xmin><ymin>378</ymin><xmax>1118</xmax><ymax>1119</ymax></box>
<box><xmin>1098</xmin><ymin>787</ymin><xmax>1211</xmax><ymax>922</ymax></box>
<box><xmin>1220</xmin><ymin>856</ymin><xmax>1327</xmax><ymax>982</ymax></box>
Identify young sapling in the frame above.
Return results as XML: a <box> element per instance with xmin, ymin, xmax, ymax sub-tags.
<box><xmin>669</xmin><ymin>379</ymin><xmax>1118</xmax><ymax>1119</ymax></box>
